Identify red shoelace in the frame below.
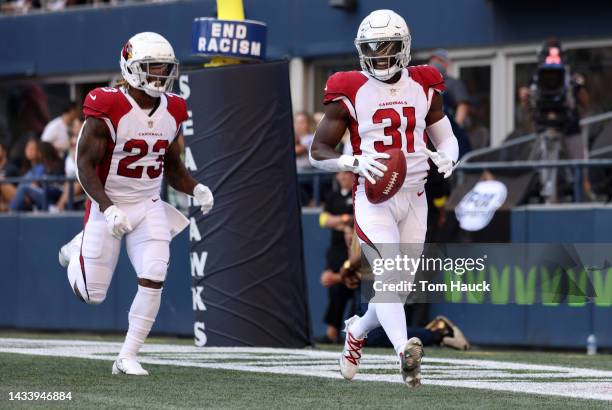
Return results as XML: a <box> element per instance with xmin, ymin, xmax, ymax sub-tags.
<box><xmin>344</xmin><ymin>332</ymin><xmax>365</xmax><ymax>365</ymax></box>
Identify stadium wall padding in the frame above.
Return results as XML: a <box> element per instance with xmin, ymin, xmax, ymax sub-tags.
<box><xmin>185</xmin><ymin>61</ymin><xmax>311</xmax><ymax>347</ymax></box>
<box><xmin>0</xmin><ymin>213</ymin><xmax>328</xmax><ymax>339</ymax></box>
<box><xmin>431</xmin><ymin>205</ymin><xmax>612</xmax><ymax>349</ymax></box>
<box><xmin>1</xmin><ymin>206</ymin><xmax>612</xmax><ymax>348</ymax></box>
<box><xmin>0</xmin><ymin>214</ymin><xmax>194</xmax><ymax>334</ymax></box>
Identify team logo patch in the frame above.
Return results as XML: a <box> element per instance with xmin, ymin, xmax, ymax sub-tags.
<box><xmin>122</xmin><ymin>41</ymin><xmax>133</xmax><ymax>60</ymax></box>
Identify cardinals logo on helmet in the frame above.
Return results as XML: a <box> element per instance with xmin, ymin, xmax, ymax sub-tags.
<box><xmin>122</xmin><ymin>42</ymin><xmax>133</xmax><ymax>61</ymax></box>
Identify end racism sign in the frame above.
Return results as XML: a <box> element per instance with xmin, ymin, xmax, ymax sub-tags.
<box><xmin>192</xmin><ymin>18</ymin><xmax>267</xmax><ymax>61</ymax></box>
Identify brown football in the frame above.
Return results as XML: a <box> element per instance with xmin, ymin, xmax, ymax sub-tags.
<box><xmin>365</xmin><ymin>148</ymin><xmax>407</xmax><ymax>204</ymax></box>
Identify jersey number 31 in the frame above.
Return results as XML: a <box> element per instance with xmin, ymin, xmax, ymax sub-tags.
<box><xmin>372</xmin><ymin>107</ymin><xmax>416</xmax><ymax>153</ymax></box>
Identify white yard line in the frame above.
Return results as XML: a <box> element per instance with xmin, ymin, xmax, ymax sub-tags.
<box><xmin>1</xmin><ymin>338</ymin><xmax>611</xmax><ymax>401</ymax></box>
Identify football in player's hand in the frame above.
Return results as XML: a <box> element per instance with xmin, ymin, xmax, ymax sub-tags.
<box><xmin>365</xmin><ymin>148</ymin><xmax>406</xmax><ymax>204</ymax></box>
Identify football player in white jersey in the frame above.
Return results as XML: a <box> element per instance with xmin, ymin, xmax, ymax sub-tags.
<box><xmin>309</xmin><ymin>10</ymin><xmax>459</xmax><ymax>387</ymax></box>
<box><xmin>58</xmin><ymin>32</ymin><xmax>214</xmax><ymax>375</ymax></box>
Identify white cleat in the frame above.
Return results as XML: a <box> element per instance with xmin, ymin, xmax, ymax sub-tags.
<box><xmin>58</xmin><ymin>231</ymin><xmax>83</xmax><ymax>268</ymax></box>
<box><xmin>400</xmin><ymin>337</ymin><xmax>424</xmax><ymax>387</ymax></box>
<box><xmin>112</xmin><ymin>358</ymin><xmax>149</xmax><ymax>376</ymax></box>
<box><xmin>339</xmin><ymin>315</ymin><xmax>365</xmax><ymax>380</ymax></box>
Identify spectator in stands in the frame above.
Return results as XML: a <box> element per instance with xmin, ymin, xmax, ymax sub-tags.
<box><xmin>464</xmin><ymin>100</ymin><xmax>490</xmax><ymax>150</ymax></box>
<box><xmin>317</xmin><ymin>171</ymin><xmax>355</xmax><ymax>343</ymax></box>
<box><xmin>16</xmin><ymin>137</ymin><xmax>40</xmax><ymax>176</ymax></box>
<box><xmin>0</xmin><ymin>143</ymin><xmax>7</xmax><ymax>174</ymax></box>
<box><xmin>429</xmin><ymin>49</ymin><xmax>470</xmax><ymax>128</ymax></box>
<box><xmin>515</xmin><ymin>85</ymin><xmax>535</xmax><ymax>135</ymax></box>
<box><xmin>294</xmin><ymin>111</ymin><xmax>315</xmax><ymax>205</ymax></box>
<box><xmin>9</xmin><ymin>141</ymin><xmax>64</xmax><ymax>211</ymax></box>
<box><xmin>429</xmin><ymin>49</ymin><xmax>472</xmax><ymax>157</ymax></box>
<box><xmin>294</xmin><ymin>111</ymin><xmax>314</xmax><ymax>170</ymax></box>
<box><xmin>55</xmin><ymin>118</ymin><xmax>84</xmax><ymax>211</ymax></box>
<box><xmin>0</xmin><ymin>0</ymin><xmax>39</xmax><ymax>14</ymax></box>
<box><xmin>0</xmin><ymin>142</ymin><xmax>20</xmax><ymax>211</ymax></box>
<box><xmin>43</xmin><ymin>0</ymin><xmax>63</xmax><ymax>10</ymax></box>
<box><xmin>0</xmin><ymin>142</ymin><xmax>19</xmax><ymax>177</ymax></box>
<box><xmin>0</xmin><ymin>0</ymin><xmax>97</xmax><ymax>14</ymax></box>
<box><xmin>41</xmin><ymin>102</ymin><xmax>79</xmax><ymax>157</ymax></box>
<box><xmin>7</xmin><ymin>138</ymin><xmax>42</xmax><ymax>210</ymax></box>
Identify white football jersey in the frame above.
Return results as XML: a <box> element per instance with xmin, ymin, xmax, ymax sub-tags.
<box><xmin>324</xmin><ymin>65</ymin><xmax>445</xmax><ymax>191</ymax></box>
<box><xmin>81</xmin><ymin>87</ymin><xmax>188</xmax><ymax>204</ymax></box>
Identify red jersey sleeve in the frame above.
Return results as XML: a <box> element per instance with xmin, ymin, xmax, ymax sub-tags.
<box><xmin>166</xmin><ymin>93</ymin><xmax>189</xmax><ymax>129</ymax></box>
<box><xmin>408</xmin><ymin>65</ymin><xmax>446</xmax><ymax>95</ymax></box>
<box><xmin>323</xmin><ymin>71</ymin><xmax>369</xmax><ymax>108</ymax></box>
<box><xmin>82</xmin><ymin>87</ymin><xmax>131</xmax><ymax>132</ymax></box>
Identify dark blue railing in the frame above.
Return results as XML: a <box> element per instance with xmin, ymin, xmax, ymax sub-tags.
<box><xmin>3</xmin><ymin>157</ymin><xmax>612</xmax><ymax>211</ymax></box>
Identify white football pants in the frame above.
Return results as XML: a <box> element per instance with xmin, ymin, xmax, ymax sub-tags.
<box><xmin>352</xmin><ymin>187</ymin><xmax>428</xmax><ymax>355</ymax></box>
<box><xmin>67</xmin><ymin>199</ymin><xmax>171</xmax><ymax>304</ymax></box>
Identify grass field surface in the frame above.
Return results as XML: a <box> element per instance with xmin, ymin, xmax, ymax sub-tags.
<box><xmin>0</xmin><ymin>332</ymin><xmax>610</xmax><ymax>409</ymax></box>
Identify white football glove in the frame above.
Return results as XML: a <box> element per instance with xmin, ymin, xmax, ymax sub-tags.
<box><xmin>339</xmin><ymin>153</ymin><xmax>390</xmax><ymax>184</ymax></box>
<box><xmin>103</xmin><ymin>205</ymin><xmax>133</xmax><ymax>239</ymax></box>
<box><xmin>193</xmin><ymin>184</ymin><xmax>214</xmax><ymax>215</ymax></box>
<box><xmin>424</xmin><ymin>148</ymin><xmax>457</xmax><ymax>179</ymax></box>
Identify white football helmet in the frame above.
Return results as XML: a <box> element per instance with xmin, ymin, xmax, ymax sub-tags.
<box><xmin>355</xmin><ymin>10</ymin><xmax>411</xmax><ymax>81</ymax></box>
<box><xmin>120</xmin><ymin>32</ymin><xmax>179</xmax><ymax>98</ymax></box>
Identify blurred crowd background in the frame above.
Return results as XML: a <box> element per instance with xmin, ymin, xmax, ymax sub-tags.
<box><xmin>0</xmin><ymin>0</ymin><xmax>171</xmax><ymax>14</ymax></box>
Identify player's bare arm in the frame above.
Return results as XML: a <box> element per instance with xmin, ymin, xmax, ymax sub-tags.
<box><xmin>76</xmin><ymin>118</ymin><xmax>114</xmax><ymax>212</ymax></box>
<box><xmin>309</xmin><ymin>102</ymin><xmax>349</xmax><ymax>162</ymax></box>
<box><xmin>164</xmin><ymin>136</ymin><xmax>198</xmax><ymax>195</ymax></box>
<box><xmin>164</xmin><ymin>136</ymin><xmax>214</xmax><ymax>215</ymax></box>
<box><xmin>425</xmin><ymin>92</ymin><xmax>446</xmax><ymax>126</ymax></box>
<box><xmin>309</xmin><ymin>101</ymin><xmax>388</xmax><ymax>184</ymax></box>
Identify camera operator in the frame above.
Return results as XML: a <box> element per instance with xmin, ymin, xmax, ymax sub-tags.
<box><xmin>529</xmin><ymin>38</ymin><xmax>592</xmax><ymax>202</ymax></box>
